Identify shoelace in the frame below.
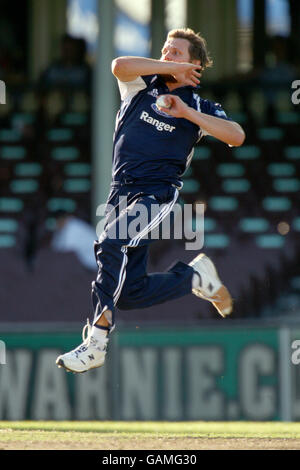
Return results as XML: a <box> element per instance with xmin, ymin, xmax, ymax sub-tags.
<box><xmin>80</xmin><ymin>318</ymin><xmax>108</xmax><ymax>350</ymax></box>
<box><xmin>82</xmin><ymin>318</ymin><xmax>93</xmax><ymax>347</ymax></box>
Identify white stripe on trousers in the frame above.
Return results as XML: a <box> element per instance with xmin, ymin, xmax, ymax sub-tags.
<box><xmin>95</xmin><ymin>189</ymin><xmax>179</xmax><ymax>315</ymax></box>
<box><xmin>112</xmin><ymin>189</ymin><xmax>179</xmax><ymax>305</ymax></box>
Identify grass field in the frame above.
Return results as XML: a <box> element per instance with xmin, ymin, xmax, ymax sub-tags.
<box><xmin>0</xmin><ymin>421</ymin><xmax>300</xmax><ymax>450</ymax></box>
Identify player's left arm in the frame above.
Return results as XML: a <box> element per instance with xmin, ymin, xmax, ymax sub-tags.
<box><xmin>158</xmin><ymin>95</ymin><xmax>245</xmax><ymax>147</ymax></box>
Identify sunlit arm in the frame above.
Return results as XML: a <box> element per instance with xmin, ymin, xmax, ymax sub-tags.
<box><xmin>184</xmin><ymin>107</ymin><xmax>246</xmax><ymax>147</ymax></box>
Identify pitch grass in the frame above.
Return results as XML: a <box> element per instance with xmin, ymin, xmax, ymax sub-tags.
<box><xmin>1</xmin><ymin>421</ymin><xmax>300</xmax><ymax>450</ymax></box>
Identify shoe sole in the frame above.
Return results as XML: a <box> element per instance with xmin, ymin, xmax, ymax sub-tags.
<box><xmin>191</xmin><ymin>254</ymin><xmax>233</xmax><ymax>318</ymax></box>
<box><xmin>56</xmin><ymin>357</ymin><xmax>104</xmax><ymax>374</ymax></box>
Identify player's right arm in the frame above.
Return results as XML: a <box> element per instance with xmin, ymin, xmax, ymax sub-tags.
<box><xmin>111</xmin><ymin>56</ymin><xmax>201</xmax><ymax>87</ymax></box>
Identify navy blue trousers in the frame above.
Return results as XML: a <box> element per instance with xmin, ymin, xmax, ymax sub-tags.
<box><xmin>91</xmin><ymin>183</ymin><xmax>195</xmax><ymax>330</ymax></box>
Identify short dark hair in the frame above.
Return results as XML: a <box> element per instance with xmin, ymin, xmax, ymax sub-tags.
<box><xmin>167</xmin><ymin>28</ymin><xmax>213</xmax><ymax>70</ymax></box>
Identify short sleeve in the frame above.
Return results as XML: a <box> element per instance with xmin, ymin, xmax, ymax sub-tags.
<box><xmin>200</xmin><ymin>99</ymin><xmax>231</xmax><ymax>121</ymax></box>
<box><xmin>117</xmin><ymin>75</ymin><xmax>155</xmax><ymax>101</ymax></box>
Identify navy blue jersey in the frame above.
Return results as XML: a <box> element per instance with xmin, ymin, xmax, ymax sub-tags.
<box><xmin>112</xmin><ymin>74</ymin><xmax>230</xmax><ymax>187</ymax></box>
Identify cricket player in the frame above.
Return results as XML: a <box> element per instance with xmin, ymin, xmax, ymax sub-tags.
<box><xmin>56</xmin><ymin>28</ymin><xmax>245</xmax><ymax>373</ymax></box>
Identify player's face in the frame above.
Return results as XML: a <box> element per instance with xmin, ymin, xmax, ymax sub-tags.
<box><xmin>160</xmin><ymin>38</ymin><xmax>193</xmax><ymax>64</ymax></box>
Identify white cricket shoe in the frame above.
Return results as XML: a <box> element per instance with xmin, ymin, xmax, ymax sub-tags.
<box><xmin>189</xmin><ymin>253</ymin><xmax>233</xmax><ymax>318</ymax></box>
<box><xmin>56</xmin><ymin>320</ymin><xmax>108</xmax><ymax>373</ymax></box>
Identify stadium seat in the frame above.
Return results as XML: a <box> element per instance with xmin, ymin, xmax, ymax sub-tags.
<box><xmin>0</xmin><ymin>234</ymin><xmax>16</xmax><ymax>248</ymax></box>
<box><xmin>0</xmin><ymin>197</ymin><xmax>24</xmax><ymax>212</ymax></box>
<box><xmin>239</xmin><ymin>218</ymin><xmax>269</xmax><ymax>233</ymax></box>
<box><xmin>51</xmin><ymin>146</ymin><xmax>79</xmax><ymax>161</ymax></box>
<box><xmin>181</xmin><ymin>179</ymin><xmax>200</xmax><ymax>193</ymax></box>
<box><xmin>61</xmin><ymin>113</ymin><xmax>88</xmax><ymax>126</ymax></box>
<box><xmin>284</xmin><ymin>146</ymin><xmax>300</xmax><ymax>160</ymax></box>
<box><xmin>64</xmin><ymin>163</ymin><xmax>91</xmax><ymax>177</ymax></box>
<box><xmin>0</xmin><ymin>219</ymin><xmax>18</xmax><ymax>232</ymax></box>
<box><xmin>63</xmin><ymin>178</ymin><xmax>91</xmax><ymax>193</ymax></box>
<box><xmin>293</xmin><ymin>218</ymin><xmax>300</xmax><ymax>231</ymax></box>
<box><xmin>11</xmin><ymin>113</ymin><xmax>35</xmax><ymax>128</ymax></box>
<box><xmin>262</xmin><ymin>197</ymin><xmax>291</xmax><ymax>211</ymax></box>
<box><xmin>47</xmin><ymin>198</ymin><xmax>77</xmax><ymax>212</ymax></box>
<box><xmin>256</xmin><ymin>234</ymin><xmax>285</xmax><ymax>249</ymax></box>
<box><xmin>227</xmin><ymin>112</ymin><xmax>247</xmax><ymax>123</ymax></box>
<box><xmin>258</xmin><ymin>127</ymin><xmax>284</xmax><ymax>141</ymax></box>
<box><xmin>222</xmin><ymin>178</ymin><xmax>250</xmax><ymax>193</ymax></box>
<box><xmin>10</xmin><ymin>179</ymin><xmax>39</xmax><ymax>194</ymax></box>
<box><xmin>203</xmin><ymin>217</ymin><xmax>217</xmax><ymax>232</ymax></box>
<box><xmin>233</xmin><ymin>145</ymin><xmax>260</xmax><ymax>160</ymax></box>
<box><xmin>14</xmin><ymin>163</ymin><xmax>42</xmax><ymax>177</ymax></box>
<box><xmin>0</xmin><ymin>146</ymin><xmax>26</xmax><ymax>160</ymax></box>
<box><xmin>273</xmin><ymin>178</ymin><xmax>300</xmax><ymax>193</ymax></box>
<box><xmin>209</xmin><ymin>196</ymin><xmax>238</xmax><ymax>211</ymax></box>
<box><xmin>217</xmin><ymin>163</ymin><xmax>245</xmax><ymax>177</ymax></box>
<box><xmin>204</xmin><ymin>234</ymin><xmax>230</xmax><ymax>248</ymax></box>
<box><xmin>193</xmin><ymin>146</ymin><xmax>211</xmax><ymax>160</ymax></box>
<box><xmin>47</xmin><ymin>129</ymin><xmax>73</xmax><ymax>142</ymax></box>
<box><xmin>267</xmin><ymin>163</ymin><xmax>295</xmax><ymax>177</ymax></box>
<box><xmin>0</xmin><ymin>129</ymin><xmax>21</xmax><ymax>142</ymax></box>
<box><xmin>276</xmin><ymin>112</ymin><xmax>300</xmax><ymax>125</ymax></box>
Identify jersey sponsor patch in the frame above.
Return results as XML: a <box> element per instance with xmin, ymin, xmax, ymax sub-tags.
<box><xmin>140</xmin><ymin>111</ymin><xmax>176</xmax><ymax>132</ymax></box>
<box><xmin>150</xmin><ymin>102</ymin><xmax>174</xmax><ymax>118</ymax></box>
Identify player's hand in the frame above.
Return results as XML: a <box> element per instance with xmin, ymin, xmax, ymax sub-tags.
<box><xmin>171</xmin><ymin>63</ymin><xmax>202</xmax><ymax>87</ymax></box>
<box><xmin>157</xmin><ymin>95</ymin><xmax>190</xmax><ymax>119</ymax></box>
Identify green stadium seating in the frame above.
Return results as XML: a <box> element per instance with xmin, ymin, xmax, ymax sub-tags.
<box><xmin>10</xmin><ymin>179</ymin><xmax>39</xmax><ymax>193</ymax></box>
<box><xmin>0</xmin><ymin>198</ymin><xmax>24</xmax><ymax>212</ymax></box>
<box><xmin>14</xmin><ymin>163</ymin><xmax>42</xmax><ymax>177</ymax></box>
<box><xmin>262</xmin><ymin>197</ymin><xmax>291</xmax><ymax>211</ymax></box>
<box><xmin>217</xmin><ymin>163</ymin><xmax>245</xmax><ymax>177</ymax></box>
<box><xmin>276</xmin><ymin>112</ymin><xmax>300</xmax><ymax>125</ymax></box>
<box><xmin>222</xmin><ymin>178</ymin><xmax>250</xmax><ymax>193</ymax></box>
<box><xmin>47</xmin><ymin>198</ymin><xmax>76</xmax><ymax>212</ymax></box>
<box><xmin>233</xmin><ymin>145</ymin><xmax>260</xmax><ymax>160</ymax></box>
<box><xmin>64</xmin><ymin>163</ymin><xmax>91</xmax><ymax>177</ymax></box>
<box><xmin>0</xmin><ymin>146</ymin><xmax>26</xmax><ymax>160</ymax></box>
<box><xmin>209</xmin><ymin>196</ymin><xmax>238</xmax><ymax>211</ymax></box>
<box><xmin>193</xmin><ymin>147</ymin><xmax>211</xmax><ymax>160</ymax></box>
<box><xmin>205</xmin><ymin>234</ymin><xmax>230</xmax><ymax>248</ymax></box>
<box><xmin>292</xmin><ymin>218</ymin><xmax>300</xmax><ymax>231</ymax></box>
<box><xmin>258</xmin><ymin>127</ymin><xmax>284</xmax><ymax>141</ymax></box>
<box><xmin>229</xmin><ymin>112</ymin><xmax>247</xmax><ymax>123</ymax></box>
<box><xmin>284</xmin><ymin>146</ymin><xmax>300</xmax><ymax>160</ymax></box>
<box><xmin>239</xmin><ymin>218</ymin><xmax>269</xmax><ymax>233</ymax></box>
<box><xmin>47</xmin><ymin>129</ymin><xmax>74</xmax><ymax>142</ymax></box>
<box><xmin>61</xmin><ymin>113</ymin><xmax>87</xmax><ymax>126</ymax></box>
<box><xmin>0</xmin><ymin>129</ymin><xmax>21</xmax><ymax>142</ymax></box>
<box><xmin>0</xmin><ymin>234</ymin><xmax>16</xmax><ymax>248</ymax></box>
<box><xmin>273</xmin><ymin>178</ymin><xmax>300</xmax><ymax>192</ymax></box>
<box><xmin>181</xmin><ymin>179</ymin><xmax>200</xmax><ymax>193</ymax></box>
<box><xmin>11</xmin><ymin>113</ymin><xmax>35</xmax><ymax>127</ymax></box>
<box><xmin>204</xmin><ymin>217</ymin><xmax>217</xmax><ymax>232</ymax></box>
<box><xmin>256</xmin><ymin>234</ymin><xmax>285</xmax><ymax>249</ymax></box>
<box><xmin>0</xmin><ymin>219</ymin><xmax>18</xmax><ymax>232</ymax></box>
<box><xmin>51</xmin><ymin>146</ymin><xmax>79</xmax><ymax>161</ymax></box>
<box><xmin>267</xmin><ymin>163</ymin><xmax>295</xmax><ymax>177</ymax></box>
<box><xmin>63</xmin><ymin>178</ymin><xmax>91</xmax><ymax>193</ymax></box>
